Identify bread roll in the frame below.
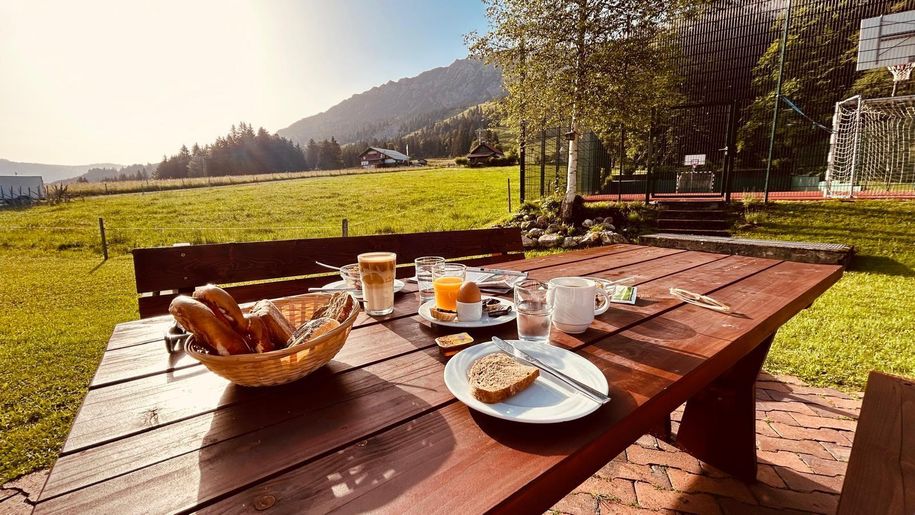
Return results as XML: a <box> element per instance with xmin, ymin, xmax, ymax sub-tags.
<box><xmin>311</xmin><ymin>292</ymin><xmax>357</xmax><ymax>322</ymax></box>
<box><xmin>288</xmin><ymin>317</ymin><xmax>340</xmax><ymax>347</ymax></box>
<box><xmin>193</xmin><ymin>284</ymin><xmax>247</xmax><ymax>335</ymax></box>
<box><xmin>169</xmin><ymin>296</ymin><xmax>250</xmax><ymax>355</ymax></box>
<box><xmin>244</xmin><ymin>313</ymin><xmax>275</xmax><ymax>353</ymax></box>
<box><xmin>250</xmin><ymin>299</ymin><xmax>295</xmax><ymax>344</ymax></box>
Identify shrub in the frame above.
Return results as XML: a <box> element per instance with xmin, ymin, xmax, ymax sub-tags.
<box><xmin>454</xmin><ymin>157</ymin><xmax>469</xmax><ymax>166</ymax></box>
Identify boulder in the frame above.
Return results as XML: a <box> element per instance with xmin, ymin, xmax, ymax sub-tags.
<box><xmin>535</xmin><ymin>215</ymin><xmax>550</xmax><ymax>227</ymax></box>
<box><xmin>594</xmin><ymin>217</ymin><xmax>604</xmax><ymax>224</ymax></box>
<box><xmin>600</xmin><ymin>231</ymin><xmax>627</xmax><ymax>245</ymax></box>
<box><xmin>538</xmin><ymin>233</ymin><xmax>564</xmax><ymax>248</ymax></box>
<box><xmin>545</xmin><ymin>223</ymin><xmax>561</xmax><ymax>234</ymax></box>
<box><xmin>520</xmin><ymin>221</ymin><xmax>534</xmax><ymax>230</ymax></box>
<box><xmin>582</xmin><ymin>219</ymin><xmax>594</xmax><ymax>228</ymax></box>
<box><xmin>523</xmin><ymin>214</ymin><xmax>533</xmax><ymax>221</ymax></box>
<box><xmin>521</xmin><ymin>235</ymin><xmax>537</xmax><ymax>248</ymax></box>
<box><xmin>561</xmin><ymin>236</ymin><xmax>580</xmax><ymax>249</ymax></box>
<box><xmin>580</xmin><ymin>232</ymin><xmax>602</xmax><ymax>246</ymax></box>
<box><xmin>527</xmin><ymin>228</ymin><xmax>544</xmax><ymax>239</ymax></box>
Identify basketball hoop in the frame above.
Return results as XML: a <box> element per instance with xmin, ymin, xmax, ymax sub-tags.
<box><xmin>888</xmin><ymin>63</ymin><xmax>914</xmax><ymax>82</ymax></box>
<box><xmin>887</xmin><ymin>63</ymin><xmax>913</xmax><ymax>97</ymax></box>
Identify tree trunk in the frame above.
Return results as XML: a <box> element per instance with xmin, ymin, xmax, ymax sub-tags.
<box><xmin>561</xmin><ymin>120</ymin><xmax>578</xmax><ymax>222</ymax></box>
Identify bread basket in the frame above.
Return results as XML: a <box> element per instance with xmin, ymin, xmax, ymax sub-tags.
<box><xmin>184</xmin><ymin>293</ymin><xmax>360</xmax><ymax>387</ymax></box>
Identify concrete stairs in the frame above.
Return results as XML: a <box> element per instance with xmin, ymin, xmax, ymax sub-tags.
<box><xmin>653</xmin><ymin>200</ymin><xmax>734</xmax><ymax>237</ymax></box>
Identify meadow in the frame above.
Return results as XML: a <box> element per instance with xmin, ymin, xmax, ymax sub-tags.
<box><xmin>1</xmin><ymin>166</ymin><xmax>912</xmax><ymax>484</ymax></box>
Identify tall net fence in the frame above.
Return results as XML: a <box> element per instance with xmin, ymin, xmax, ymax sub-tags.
<box><xmin>827</xmin><ymin>95</ymin><xmax>915</xmax><ymax>198</ymax></box>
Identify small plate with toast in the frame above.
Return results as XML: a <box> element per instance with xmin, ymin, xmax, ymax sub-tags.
<box><xmin>443</xmin><ymin>340</ymin><xmax>608</xmax><ymax>423</ymax></box>
<box><xmin>418</xmin><ymin>297</ymin><xmax>516</xmax><ymax>328</ymax></box>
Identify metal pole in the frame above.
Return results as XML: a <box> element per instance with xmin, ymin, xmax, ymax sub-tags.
<box><xmin>507</xmin><ymin>178</ymin><xmax>512</xmax><ymax>212</ymax></box>
<box><xmin>763</xmin><ymin>0</ymin><xmax>792</xmax><ymax>203</ymax></box>
<box><xmin>98</xmin><ymin>217</ymin><xmax>108</xmax><ymax>260</ymax></box>
<box><xmin>539</xmin><ymin>130</ymin><xmax>546</xmax><ymax>196</ymax></box>
<box><xmin>519</xmin><ymin>121</ymin><xmax>527</xmax><ymax>203</ymax></box>
<box><xmin>342</xmin><ymin>218</ymin><xmax>349</xmax><ymax>237</ymax></box>
<box><xmin>848</xmin><ymin>97</ymin><xmax>863</xmax><ymax>199</ymax></box>
<box><xmin>618</xmin><ymin>126</ymin><xmax>625</xmax><ymax>202</ymax></box>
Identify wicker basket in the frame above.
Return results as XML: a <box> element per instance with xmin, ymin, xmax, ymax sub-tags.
<box><xmin>184</xmin><ymin>293</ymin><xmax>360</xmax><ymax>387</ymax></box>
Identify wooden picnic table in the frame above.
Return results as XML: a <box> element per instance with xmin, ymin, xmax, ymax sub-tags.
<box><xmin>34</xmin><ymin>244</ymin><xmax>843</xmax><ymax>514</ymax></box>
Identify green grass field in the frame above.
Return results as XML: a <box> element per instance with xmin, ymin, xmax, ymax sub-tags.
<box><xmin>735</xmin><ymin>200</ymin><xmax>915</xmax><ymax>391</ymax></box>
<box><xmin>1</xmin><ymin>169</ymin><xmax>912</xmax><ymax>484</ymax></box>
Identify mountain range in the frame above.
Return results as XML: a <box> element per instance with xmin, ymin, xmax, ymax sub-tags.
<box><xmin>278</xmin><ymin>58</ymin><xmax>503</xmax><ymax>146</ymax></box>
<box><xmin>2</xmin><ymin>58</ymin><xmax>505</xmax><ymax>183</ymax></box>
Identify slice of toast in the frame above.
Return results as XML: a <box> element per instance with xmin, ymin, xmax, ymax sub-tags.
<box><xmin>468</xmin><ymin>353</ymin><xmax>539</xmax><ymax>403</ymax></box>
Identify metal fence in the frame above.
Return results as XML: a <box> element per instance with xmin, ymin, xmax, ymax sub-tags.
<box><xmin>520</xmin><ymin>0</ymin><xmax>915</xmax><ymax>202</ymax></box>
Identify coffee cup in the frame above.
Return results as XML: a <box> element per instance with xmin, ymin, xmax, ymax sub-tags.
<box><xmin>548</xmin><ymin>277</ymin><xmax>610</xmax><ymax>334</ymax></box>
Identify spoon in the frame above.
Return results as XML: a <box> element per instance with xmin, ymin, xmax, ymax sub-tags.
<box><xmin>315</xmin><ymin>261</ymin><xmax>342</xmax><ymax>271</ymax></box>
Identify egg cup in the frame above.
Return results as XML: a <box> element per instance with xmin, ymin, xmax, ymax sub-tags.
<box><xmin>456</xmin><ymin>300</ymin><xmax>483</xmax><ymax>322</ymax></box>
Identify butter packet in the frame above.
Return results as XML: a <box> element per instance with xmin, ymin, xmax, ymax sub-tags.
<box><xmin>435</xmin><ymin>332</ymin><xmax>474</xmax><ymax>356</ymax></box>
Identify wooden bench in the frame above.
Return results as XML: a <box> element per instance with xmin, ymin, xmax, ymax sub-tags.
<box><xmin>837</xmin><ymin>371</ymin><xmax>915</xmax><ymax>514</ymax></box>
<box><xmin>131</xmin><ymin>227</ymin><xmax>524</xmax><ymax>318</ymax></box>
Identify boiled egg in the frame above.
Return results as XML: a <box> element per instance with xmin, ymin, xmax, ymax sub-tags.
<box><xmin>456</xmin><ymin>281</ymin><xmax>482</xmax><ymax>304</ymax></box>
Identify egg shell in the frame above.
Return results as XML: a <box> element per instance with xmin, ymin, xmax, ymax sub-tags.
<box><xmin>456</xmin><ymin>281</ymin><xmax>482</xmax><ymax>303</ymax></box>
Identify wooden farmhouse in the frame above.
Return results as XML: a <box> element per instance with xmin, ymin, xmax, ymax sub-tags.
<box><xmin>466</xmin><ymin>142</ymin><xmax>505</xmax><ymax>165</ymax></box>
<box><xmin>359</xmin><ymin>147</ymin><xmax>411</xmax><ymax>168</ymax></box>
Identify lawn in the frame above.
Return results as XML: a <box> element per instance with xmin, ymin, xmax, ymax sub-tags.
<box><xmin>735</xmin><ymin>200</ymin><xmax>915</xmax><ymax>390</ymax></box>
<box><xmin>0</xmin><ymin>166</ymin><xmax>518</xmax><ymax>482</ymax></box>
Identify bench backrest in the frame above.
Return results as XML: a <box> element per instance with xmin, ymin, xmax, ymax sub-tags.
<box><xmin>132</xmin><ymin>227</ymin><xmax>524</xmax><ymax>318</ymax></box>
<box><xmin>837</xmin><ymin>371</ymin><xmax>915</xmax><ymax>514</ymax></box>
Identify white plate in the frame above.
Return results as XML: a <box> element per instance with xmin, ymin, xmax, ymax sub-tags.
<box><xmin>444</xmin><ymin>340</ymin><xmax>609</xmax><ymax>423</ymax></box>
<box><xmin>323</xmin><ymin>279</ymin><xmax>405</xmax><ymax>300</ymax></box>
<box><xmin>418</xmin><ymin>297</ymin><xmax>517</xmax><ymax>328</ymax></box>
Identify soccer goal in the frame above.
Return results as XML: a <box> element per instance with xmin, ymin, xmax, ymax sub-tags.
<box><xmin>825</xmin><ymin>94</ymin><xmax>915</xmax><ymax>198</ymax></box>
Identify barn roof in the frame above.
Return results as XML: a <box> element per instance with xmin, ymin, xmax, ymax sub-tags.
<box><xmin>361</xmin><ymin>147</ymin><xmax>411</xmax><ymax>161</ymax></box>
<box><xmin>467</xmin><ymin>142</ymin><xmax>504</xmax><ymax>158</ymax></box>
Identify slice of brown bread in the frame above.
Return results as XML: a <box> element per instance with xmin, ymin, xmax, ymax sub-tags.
<box><xmin>468</xmin><ymin>353</ymin><xmax>540</xmax><ymax>403</ymax></box>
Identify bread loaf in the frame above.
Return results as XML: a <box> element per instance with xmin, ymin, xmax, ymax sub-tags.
<box><xmin>468</xmin><ymin>353</ymin><xmax>539</xmax><ymax>403</ymax></box>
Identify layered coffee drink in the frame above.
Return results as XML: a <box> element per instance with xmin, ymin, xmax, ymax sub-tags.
<box><xmin>357</xmin><ymin>252</ymin><xmax>397</xmax><ymax>316</ymax></box>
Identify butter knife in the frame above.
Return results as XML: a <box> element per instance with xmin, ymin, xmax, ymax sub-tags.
<box><xmin>491</xmin><ymin>336</ymin><xmax>610</xmax><ymax>405</ymax></box>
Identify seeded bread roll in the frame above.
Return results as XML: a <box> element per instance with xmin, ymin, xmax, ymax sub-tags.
<box><xmin>288</xmin><ymin>317</ymin><xmax>340</xmax><ymax>347</ymax></box>
<box><xmin>468</xmin><ymin>353</ymin><xmax>539</xmax><ymax>403</ymax></box>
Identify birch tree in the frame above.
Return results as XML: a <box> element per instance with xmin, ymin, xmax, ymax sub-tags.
<box><xmin>468</xmin><ymin>0</ymin><xmax>695</xmax><ymax>220</ymax></box>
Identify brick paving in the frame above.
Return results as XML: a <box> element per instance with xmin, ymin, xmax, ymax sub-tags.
<box><xmin>551</xmin><ymin>372</ymin><xmax>862</xmax><ymax>515</ymax></box>
<box><xmin>1</xmin><ymin>373</ymin><xmax>860</xmax><ymax>515</ymax></box>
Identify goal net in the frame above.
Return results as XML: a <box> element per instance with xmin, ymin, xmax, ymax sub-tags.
<box><xmin>825</xmin><ymin>94</ymin><xmax>915</xmax><ymax>198</ymax></box>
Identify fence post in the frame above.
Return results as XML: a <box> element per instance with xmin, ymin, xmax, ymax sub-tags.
<box><xmin>507</xmin><ymin>178</ymin><xmax>512</xmax><ymax>213</ymax></box>
<box><xmin>519</xmin><ymin>121</ymin><xmax>527</xmax><ymax>204</ymax></box>
<box><xmin>341</xmin><ymin>218</ymin><xmax>349</xmax><ymax>237</ymax></box>
<box><xmin>539</xmin><ymin>130</ymin><xmax>546</xmax><ymax>196</ymax></box>
<box><xmin>98</xmin><ymin>217</ymin><xmax>108</xmax><ymax>260</ymax></box>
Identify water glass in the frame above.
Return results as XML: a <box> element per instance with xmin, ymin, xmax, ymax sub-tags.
<box><xmin>414</xmin><ymin>256</ymin><xmax>445</xmax><ymax>303</ymax></box>
<box><xmin>514</xmin><ymin>279</ymin><xmax>553</xmax><ymax>342</ymax></box>
<box><xmin>339</xmin><ymin>263</ymin><xmax>362</xmax><ymax>293</ymax></box>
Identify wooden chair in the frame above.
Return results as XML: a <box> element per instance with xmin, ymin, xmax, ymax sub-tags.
<box><xmin>131</xmin><ymin>227</ymin><xmax>525</xmax><ymax>318</ymax></box>
<box><xmin>837</xmin><ymin>371</ymin><xmax>914</xmax><ymax>514</ymax></box>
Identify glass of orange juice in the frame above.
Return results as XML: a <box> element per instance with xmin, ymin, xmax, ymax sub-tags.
<box><xmin>432</xmin><ymin>263</ymin><xmax>466</xmax><ymax>311</ymax></box>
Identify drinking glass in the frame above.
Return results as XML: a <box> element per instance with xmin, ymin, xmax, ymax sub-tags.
<box><xmin>357</xmin><ymin>252</ymin><xmax>397</xmax><ymax>316</ymax></box>
<box><xmin>339</xmin><ymin>263</ymin><xmax>362</xmax><ymax>293</ymax></box>
<box><xmin>432</xmin><ymin>263</ymin><xmax>466</xmax><ymax>311</ymax></box>
<box><xmin>414</xmin><ymin>256</ymin><xmax>445</xmax><ymax>303</ymax></box>
<box><xmin>514</xmin><ymin>279</ymin><xmax>552</xmax><ymax>342</ymax></box>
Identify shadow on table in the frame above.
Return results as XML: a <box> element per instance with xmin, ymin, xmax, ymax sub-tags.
<box><xmin>195</xmin><ymin>362</ymin><xmax>455</xmax><ymax>513</ymax></box>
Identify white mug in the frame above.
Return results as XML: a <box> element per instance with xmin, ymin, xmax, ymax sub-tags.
<box><xmin>548</xmin><ymin>277</ymin><xmax>611</xmax><ymax>334</ymax></box>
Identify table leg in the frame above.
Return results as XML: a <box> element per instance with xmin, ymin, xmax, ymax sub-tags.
<box><xmin>675</xmin><ymin>333</ymin><xmax>775</xmax><ymax>483</ymax></box>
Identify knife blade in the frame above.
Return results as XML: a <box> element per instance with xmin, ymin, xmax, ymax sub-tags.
<box><xmin>491</xmin><ymin>336</ymin><xmax>610</xmax><ymax>405</ymax></box>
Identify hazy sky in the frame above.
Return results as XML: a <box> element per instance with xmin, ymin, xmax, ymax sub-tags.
<box><xmin>0</xmin><ymin>0</ymin><xmax>488</xmax><ymax>165</ymax></box>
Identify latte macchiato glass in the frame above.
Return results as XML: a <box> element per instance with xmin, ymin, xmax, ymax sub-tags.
<box><xmin>357</xmin><ymin>252</ymin><xmax>397</xmax><ymax>316</ymax></box>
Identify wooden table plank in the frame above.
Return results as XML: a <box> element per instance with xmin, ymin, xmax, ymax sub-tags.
<box><xmin>41</xmin><ymin>252</ymin><xmax>778</xmax><ymax>506</ymax></box>
<box><xmin>195</xmin><ymin>260</ymin><xmax>842</xmax><ymax>514</ymax></box>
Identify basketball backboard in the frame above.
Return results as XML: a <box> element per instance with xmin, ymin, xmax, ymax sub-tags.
<box><xmin>683</xmin><ymin>154</ymin><xmax>706</xmax><ymax>167</ymax></box>
<box><xmin>857</xmin><ymin>10</ymin><xmax>915</xmax><ymax>71</ymax></box>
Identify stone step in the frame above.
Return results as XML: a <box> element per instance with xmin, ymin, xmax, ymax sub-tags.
<box><xmin>656</xmin><ymin>200</ymin><xmax>727</xmax><ymax>211</ymax></box>
<box><xmin>656</xmin><ymin>209</ymin><xmax>732</xmax><ymax>220</ymax></box>
<box><xmin>657</xmin><ymin>219</ymin><xmax>732</xmax><ymax>230</ymax></box>
<box><xmin>639</xmin><ymin>233</ymin><xmax>854</xmax><ymax>266</ymax></box>
<box><xmin>652</xmin><ymin>228</ymin><xmax>732</xmax><ymax>237</ymax></box>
